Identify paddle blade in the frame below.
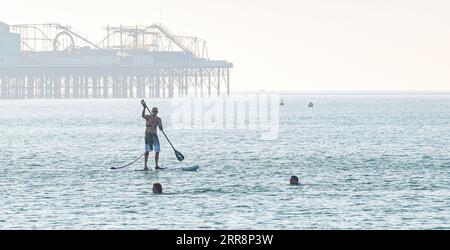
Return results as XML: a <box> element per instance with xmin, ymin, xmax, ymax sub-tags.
<box><xmin>175</xmin><ymin>150</ymin><xmax>184</xmax><ymax>161</ymax></box>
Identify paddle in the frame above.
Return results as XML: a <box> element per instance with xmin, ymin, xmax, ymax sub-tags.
<box><xmin>141</xmin><ymin>100</ymin><xmax>185</xmax><ymax>161</ymax></box>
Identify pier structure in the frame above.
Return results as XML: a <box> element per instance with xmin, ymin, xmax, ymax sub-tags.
<box><xmin>0</xmin><ymin>22</ymin><xmax>232</xmax><ymax>99</ymax></box>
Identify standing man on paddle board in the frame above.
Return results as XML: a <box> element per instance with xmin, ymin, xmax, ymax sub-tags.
<box><xmin>142</xmin><ymin>104</ymin><xmax>163</xmax><ymax>170</ymax></box>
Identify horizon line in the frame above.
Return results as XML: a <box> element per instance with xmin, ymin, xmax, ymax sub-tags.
<box><xmin>227</xmin><ymin>90</ymin><xmax>450</xmax><ymax>96</ymax></box>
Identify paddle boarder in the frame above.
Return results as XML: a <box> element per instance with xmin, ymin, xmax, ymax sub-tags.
<box><xmin>142</xmin><ymin>104</ymin><xmax>163</xmax><ymax>170</ymax></box>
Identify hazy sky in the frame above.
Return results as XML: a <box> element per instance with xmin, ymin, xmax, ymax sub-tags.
<box><xmin>1</xmin><ymin>0</ymin><xmax>449</xmax><ymax>91</ymax></box>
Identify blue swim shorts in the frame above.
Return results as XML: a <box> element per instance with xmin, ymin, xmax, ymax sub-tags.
<box><xmin>144</xmin><ymin>133</ymin><xmax>160</xmax><ymax>152</ymax></box>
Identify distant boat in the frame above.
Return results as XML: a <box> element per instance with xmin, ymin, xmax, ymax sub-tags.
<box><xmin>308</xmin><ymin>102</ymin><xmax>314</xmax><ymax>108</ymax></box>
<box><xmin>280</xmin><ymin>99</ymin><xmax>285</xmax><ymax>106</ymax></box>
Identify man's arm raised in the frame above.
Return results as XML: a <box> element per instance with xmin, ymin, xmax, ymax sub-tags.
<box><xmin>142</xmin><ymin>107</ymin><xmax>146</xmax><ymax>119</ymax></box>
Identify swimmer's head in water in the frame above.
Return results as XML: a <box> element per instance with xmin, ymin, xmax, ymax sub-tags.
<box><xmin>290</xmin><ymin>176</ymin><xmax>299</xmax><ymax>185</ymax></box>
<box><xmin>153</xmin><ymin>183</ymin><xmax>163</xmax><ymax>194</ymax></box>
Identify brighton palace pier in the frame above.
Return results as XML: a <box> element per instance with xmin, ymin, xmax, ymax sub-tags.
<box><xmin>0</xmin><ymin>21</ymin><xmax>232</xmax><ymax>99</ymax></box>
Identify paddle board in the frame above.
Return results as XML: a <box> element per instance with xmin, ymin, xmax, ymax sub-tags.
<box><xmin>141</xmin><ymin>165</ymin><xmax>199</xmax><ymax>171</ymax></box>
<box><xmin>111</xmin><ymin>165</ymin><xmax>199</xmax><ymax>171</ymax></box>
<box><xmin>150</xmin><ymin>165</ymin><xmax>199</xmax><ymax>171</ymax></box>
<box><xmin>181</xmin><ymin>165</ymin><xmax>199</xmax><ymax>171</ymax></box>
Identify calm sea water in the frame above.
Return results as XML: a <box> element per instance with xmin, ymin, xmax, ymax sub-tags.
<box><xmin>0</xmin><ymin>95</ymin><xmax>449</xmax><ymax>229</ymax></box>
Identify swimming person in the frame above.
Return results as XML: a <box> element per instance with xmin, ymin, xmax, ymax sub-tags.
<box><xmin>142</xmin><ymin>105</ymin><xmax>163</xmax><ymax>170</ymax></box>
<box><xmin>152</xmin><ymin>183</ymin><xmax>163</xmax><ymax>194</ymax></box>
<box><xmin>290</xmin><ymin>175</ymin><xmax>299</xmax><ymax>185</ymax></box>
